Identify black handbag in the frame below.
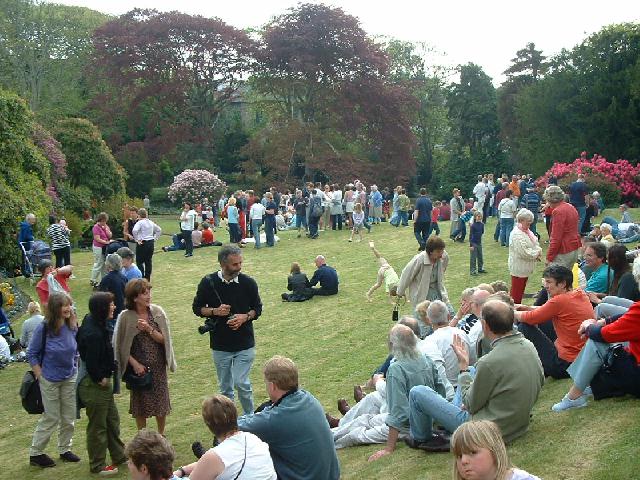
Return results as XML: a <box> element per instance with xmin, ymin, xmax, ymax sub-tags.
<box><xmin>19</xmin><ymin>323</ymin><xmax>46</xmax><ymax>414</ymax></box>
<box><xmin>122</xmin><ymin>365</ymin><xmax>153</xmax><ymax>390</ymax></box>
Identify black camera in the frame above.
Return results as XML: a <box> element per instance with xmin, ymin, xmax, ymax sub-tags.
<box><xmin>198</xmin><ymin>318</ymin><xmax>217</xmax><ymax>335</ymax></box>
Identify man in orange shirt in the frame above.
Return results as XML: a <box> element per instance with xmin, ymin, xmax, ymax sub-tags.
<box><xmin>508</xmin><ymin>175</ymin><xmax>521</xmax><ymax>204</ymax></box>
<box><xmin>515</xmin><ymin>265</ymin><xmax>593</xmax><ymax>378</ymax></box>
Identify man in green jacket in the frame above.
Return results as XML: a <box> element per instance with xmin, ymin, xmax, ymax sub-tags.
<box><xmin>405</xmin><ymin>299</ymin><xmax>544</xmax><ymax>451</ymax></box>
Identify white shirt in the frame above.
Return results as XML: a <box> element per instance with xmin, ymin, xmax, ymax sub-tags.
<box><xmin>473</xmin><ymin>182</ymin><xmax>487</xmax><ymax>202</ymax></box>
<box><xmin>422</xmin><ymin>326</ymin><xmax>473</xmax><ymax>386</ymax></box>
<box><xmin>132</xmin><ymin>218</ymin><xmax>161</xmax><ymax>241</ymax></box>
<box><xmin>180</xmin><ymin>209</ymin><xmax>197</xmax><ymax>231</ymax></box>
<box><xmin>417</xmin><ymin>339</ymin><xmax>454</xmax><ymax>400</ymax></box>
<box><xmin>211</xmin><ymin>431</ymin><xmax>277</xmax><ymax>480</ymax></box>
<box><xmin>249</xmin><ymin>202</ymin><xmax>266</xmax><ymax>221</ymax></box>
<box><xmin>0</xmin><ymin>335</ymin><xmax>10</xmax><ymax>359</ymax></box>
<box><xmin>498</xmin><ymin>198</ymin><xmax>517</xmax><ymax>219</ymax></box>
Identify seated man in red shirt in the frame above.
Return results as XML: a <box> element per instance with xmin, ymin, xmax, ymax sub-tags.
<box><xmin>515</xmin><ymin>265</ymin><xmax>593</xmax><ymax>378</ymax></box>
<box><xmin>199</xmin><ymin>222</ymin><xmax>222</xmax><ymax>247</ymax></box>
<box><xmin>36</xmin><ymin>259</ymin><xmax>72</xmax><ymax>307</ymax></box>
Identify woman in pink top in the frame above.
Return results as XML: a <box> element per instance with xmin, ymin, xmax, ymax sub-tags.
<box><xmin>90</xmin><ymin>212</ymin><xmax>112</xmax><ymax>287</ymax></box>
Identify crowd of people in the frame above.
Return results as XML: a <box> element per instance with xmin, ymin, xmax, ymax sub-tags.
<box><xmin>7</xmin><ymin>170</ymin><xmax>640</xmax><ymax>480</ymax></box>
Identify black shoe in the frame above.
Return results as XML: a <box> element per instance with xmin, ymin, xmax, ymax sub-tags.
<box><xmin>478</xmin><ymin>270</ymin><xmax>487</xmax><ymax>273</ymax></box>
<box><xmin>60</xmin><ymin>451</ymin><xmax>80</xmax><ymax>462</ymax></box>
<box><xmin>191</xmin><ymin>441</ymin><xmax>206</xmax><ymax>459</ymax></box>
<box><xmin>30</xmin><ymin>454</ymin><xmax>56</xmax><ymax>468</ymax></box>
<box><xmin>404</xmin><ymin>433</ymin><xmax>450</xmax><ymax>452</ymax></box>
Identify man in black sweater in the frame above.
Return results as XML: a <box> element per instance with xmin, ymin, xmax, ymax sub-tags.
<box><xmin>192</xmin><ymin>245</ymin><xmax>263</xmax><ymax>415</ymax></box>
<box><xmin>308</xmin><ymin>255</ymin><xmax>339</xmax><ymax>296</ymax></box>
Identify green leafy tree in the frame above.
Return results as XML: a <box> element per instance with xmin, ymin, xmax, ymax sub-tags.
<box><xmin>53</xmin><ymin>117</ymin><xmax>126</xmax><ymax>203</ymax></box>
<box><xmin>510</xmin><ymin>23</ymin><xmax>640</xmax><ymax>174</ymax></box>
<box><xmin>0</xmin><ymin>0</ymin><xmax>108</xmax><ymax>119</ymax></box>
<box><xmin>0</xmin><ymin>88</ymin><xmax>52</xmax><ymax>269</ymax></box>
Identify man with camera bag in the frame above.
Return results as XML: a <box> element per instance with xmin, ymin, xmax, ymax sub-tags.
<box><xmin>192</xmin><ymin>245</ymin><xmax>262</xmax><ymax>415</ymax></box>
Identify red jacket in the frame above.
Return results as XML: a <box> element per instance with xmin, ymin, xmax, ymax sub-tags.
<box><xmin>547</xmin><ymin>201</ymin><xmax>581</xmax><ymax>262</ymax></box>
<box><xmin>588</xmin><ymin>301</ymin><xmax>640</xmax><ymax>364</ymax></box>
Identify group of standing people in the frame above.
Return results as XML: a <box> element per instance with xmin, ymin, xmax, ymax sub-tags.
<box><xmin>26</xmin><ymin>273</ymin><xmax>176</xmax><ymax>475</ymax></box>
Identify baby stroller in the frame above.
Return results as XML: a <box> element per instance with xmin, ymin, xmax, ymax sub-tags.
<box><xmin>19</xmin><ymin>240</ymin><xmax>51</xmax><ymax>282</ymax></box>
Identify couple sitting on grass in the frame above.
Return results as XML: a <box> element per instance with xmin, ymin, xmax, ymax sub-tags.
<box><xmin>281</xmin><ymin>255</ymin><xmax>339</xmax><ymax>302</ymax></box>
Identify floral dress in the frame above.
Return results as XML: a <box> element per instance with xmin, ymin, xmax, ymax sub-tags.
<box><xmin>129</xmin><ymin>311</ymin><xmax>170</xmax><ymax>417</ymax></box>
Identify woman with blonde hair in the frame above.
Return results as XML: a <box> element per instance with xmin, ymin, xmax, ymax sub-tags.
<box><xmin>113</xmin><ymin>279</ymin><xmax>176</xmax><ymax>435</ymax></box>
<box><xmin>27</xmin><ymin>291</ymin><xmax>80</xmax><ymax>468</ymax></box>
<box><xmin>451</xmin><ymin>420</ymin><xmax>539</xmax><ymax>480</ymax></box>
<box><xmin>349</xmin><ymin>202</ymin><xmax>365</xmax><ymax>242</ymax></box>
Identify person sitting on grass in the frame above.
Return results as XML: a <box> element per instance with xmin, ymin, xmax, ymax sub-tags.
<box><xmin>551</xmin><ymin>256</ymin><xmax>640</xmax><ymax>411</ymax></box>
<box><xmin>515</xmin><ymin>265</ymin><xmax>592</xmax><ymax>379</ymax></box>
<box><xmin>405</xmin><ymin>300</ymin><xmax>544</xmax><ymax>452</ymax></box>
<box><xmin>172</xmin><ymin>395</ymin><xmax>276</xmax><ymax>479</ymax></box>
<box><xmin>348</xmin><ymin>202</ymin><xmax>365</xmax><ymax>243</ymax></box>
<box><xmin>116</xmin><ymin>247</ymin><xmax>143</xmax><ymax>281</ymax></box>
<box><xmin>366</xmin><ymin>241</ymin><xmax>399</xmax><ymax>304</ymax></box>
<box><xmin>200</xmin><ymin>222</ymin><xmax>222</xmax><ymax>247</ymax></box>
<box><xmin>450</xmin><ymin>420</ymin><xmax>541</xmax><ymax>480</ymax></box>
<box><xmin>125</xmin><ymin>429</ymin><xmax>175</xmax><ymax>480</ymax></box>
<box><xmin>281</xmin><ymin>262</ymin><xmax>312</xmax><ymax>303</ymax></box>
<box><xmin>308</xmin><ymin>255</ymin><xmax>339</xmax><ymax>297</ymax></box>
<box><xmin>236</xmin><ymin>356</ymin><xmax>340</xmax><ymax>480</ymax></box>
<box><xmin>326</xmin><ymin>324</ymin><xmax>446</xmax><ymax>461</ymax></box>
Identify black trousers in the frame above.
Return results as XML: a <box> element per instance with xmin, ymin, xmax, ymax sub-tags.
<box><xmin>53</xmin><ymin>246</ymin><xmax>71</xmax><ymax>268</ymax></box>
<box><xmin>518</xmin><ymin>321</ymin><xmax>570</xmax><ymax>378</ymax></box>
<box><xmin>309</xmin><ymin>286</ymin><xmax>338</xmax><ymax>296</ymax></box>
<box><xmin>136</xmin><ymin>240</ymin><xmax>154</xmax><ymax>280</ymax></box>
<box><xmin>181</xmin><ymin>229</ymin><xmax>193</xmax><ymax>255</ymax></box>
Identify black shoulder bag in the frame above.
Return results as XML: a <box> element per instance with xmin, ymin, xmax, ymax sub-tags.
<box><xmin>19</xmin><ymin>323</ymin><xmax>47</xmax><ymax>414</ymax></box>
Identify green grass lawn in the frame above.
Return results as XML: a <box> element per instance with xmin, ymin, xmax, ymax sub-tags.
<box><xmin>3</xmin><ymin>210</ymin><xmax>639</xmax><ymax>479</ymax></box>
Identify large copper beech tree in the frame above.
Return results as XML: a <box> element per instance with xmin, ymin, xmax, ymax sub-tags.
<box><xmin>89</xmin><ymin>9</ymin><xmax>254</xmax><ymax>187</ymax></box>
<box><xmin>244</xmin><ymin>3</ymin><xmax>416</xmax><ymax>187</ymax></box>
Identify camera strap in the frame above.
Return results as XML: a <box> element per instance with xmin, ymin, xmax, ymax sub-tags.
<box><xmin>206</xmin><ymin>274</ymin><xmax>225</xmax><ymax>306</ymax></box>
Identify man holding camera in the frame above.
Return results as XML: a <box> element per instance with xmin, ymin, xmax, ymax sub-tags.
<box><xmin>192</xmin><ymin>245</ymin><xmax>262</xmax><ymax>415</ymax></box>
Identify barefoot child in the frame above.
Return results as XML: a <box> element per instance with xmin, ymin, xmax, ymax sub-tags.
<box><xmin>349</xmin><ymin>203</ymin><xmax>365</xmax><ymax>242</ymax></box>
<box><xmin>366</xmin><ymin>241</ymin><xmax>399</xmax><ymax>303</ymax></box>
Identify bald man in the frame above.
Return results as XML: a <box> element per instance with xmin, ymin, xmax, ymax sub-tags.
<box><xmin>308</xmin><ymin>255</ymin><xmax>339</xmax><ymax>296</ymax></box>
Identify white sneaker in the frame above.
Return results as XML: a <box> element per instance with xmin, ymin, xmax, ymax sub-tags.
<box><xmin>551</xmin><ymin>394</ymin><xmax>587</xmax><ymax>412</ymax></box>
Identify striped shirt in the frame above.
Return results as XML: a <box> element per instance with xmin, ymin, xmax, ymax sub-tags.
<box><xmin>46</xmin><ymin>223</ymin><xmax>70</xmax><ymax>250</ymax></box>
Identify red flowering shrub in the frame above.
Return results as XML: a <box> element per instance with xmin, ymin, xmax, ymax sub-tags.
<box><xmin>537</xmin><ymin>152</ymin><xmax>640</xmax><ymax>206</ymax></box>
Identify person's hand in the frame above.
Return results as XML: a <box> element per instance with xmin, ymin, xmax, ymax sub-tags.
<box><xmin>133</xmin><ymin>362</ymin><xmax>146</xmax><ymax>376</ymax></box>
<box><xmin>366</xmin><ymin>293</ymin><xmax>373</xmax><ymax>303</ymax></box>
<box><xmin>368</xmin><ymin>448</ymin><xmax>392</xmax><ymax>462</ymax></box>
<box><xmin>514</xmin><ymin>304</ymin><xmax>533</xmax><ymax>311</ymax></box>
<box><xmin>99</xmin><ymin>378</ymin><xmax>109</xmax><ymax>387</ymax></box>
<box><xmin>578</xmin><ymin>318</ymin><xmax>597</xmax><ymax>337</ymax></box>
<box><xmin>469</xmin><ymin>245</ymin><xmax>474</xmax><ymax>250</ymax></box>
<box><xmin>137</xmin><ymin>317</ymin><xmax>150</xmax><ymax>332</ymax></box>
<box><xmin>458</xmin><ymin>300</ymin><xmax>471</xmax><ymax>317</ymax></box>
<box><xmin>586</xmin><ymin>291</ymin><xmax>601</xmax><ymax>304</ymax></box>
<box><xmin>217</xmin><ymin>304</ymin><xmax>231</xmax><ymax>317</ymax></box>
<box><xmin>451</xmin><ymin>334</ymin><xmax>469</xmax><ymax>371</ymax></box>
<box><xmin>227</xmin><ymin>314</ymin><xmax>247</xmax><ymax>330</ymax></box>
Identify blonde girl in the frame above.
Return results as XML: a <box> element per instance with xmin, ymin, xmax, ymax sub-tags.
<box><xmin>349</xmin><ymin>203</ymin><xmax>365</xmax><ymax>242</ymax></box>
<box><xmin>451</xmin><ymin>421</ymin><xmax>539</xmax><ymax>480</ymax></box>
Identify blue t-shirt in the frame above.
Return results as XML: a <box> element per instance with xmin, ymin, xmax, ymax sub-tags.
<box><xmin>123</xmin><ymin>264</ymin><xmax>143</xmax><ymax>281</ymax></box>
<box><xmin>414</xmin><ymin>196</ymin><xmax>433</xmax><ymax>223</ymax></box>
<box><xmin>585</xmin><ymin>264</ymin><xmax>613</xmax><ymax>294</ymax></box>
<box><xmin>227</xmin><ymin>205</ymin><xmax>239</xmax><ymax>224</ymax></box>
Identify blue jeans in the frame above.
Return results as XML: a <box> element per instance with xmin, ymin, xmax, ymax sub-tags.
<box><xmin>567</xmin><ymin>339</ymin><xmax>611</xmax><ymax>391</ymax></box>
<box><xmin>251</xmin><ymin>219</ymin><xmax>262</xmax><ymax>248</ymax></box>
<box><xmin>499</xmin><ymin>218</ymin><xmax>514</xmax><ymax>245</ymax></box>
<box><xmin>212</xmin><ymin>347</ymin><xmax>256</xmax><ymax>415</ymax></box>
<box><xmin>409</xmin><ymin>385</ymin><xmax>469</xmax><ymax>441</ymax></box>
<box><xmin>165</xmin><ymin>234</ymin><xmax>185</xmax><ymax>251</ymax></box>
<box><xmin>452</xmin><ymin>220</ymin><xmax>466</xmax><ymax>241</ymax></box>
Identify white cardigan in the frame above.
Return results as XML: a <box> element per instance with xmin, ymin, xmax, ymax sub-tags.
<box><xmin>508</xmin><ymin>227</ymin><xmax>542</xmax><ymax>278</ymax></box>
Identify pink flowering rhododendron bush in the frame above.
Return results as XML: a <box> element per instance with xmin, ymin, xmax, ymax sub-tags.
<box><xmin>537</xmin><ymin>152</ymin><xmax>640</xmax><ymax>206</ymax></box>
<box><xmin>168</xmin><ymin>169</ymin><xmax>227</xmax><ymax>205</ymax></box>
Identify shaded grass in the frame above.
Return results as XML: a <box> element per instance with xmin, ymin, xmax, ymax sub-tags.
<box><xmin>2</xmin><ymin>209</ymin><xmax>639</xmax><ymax>479</ymax></box>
